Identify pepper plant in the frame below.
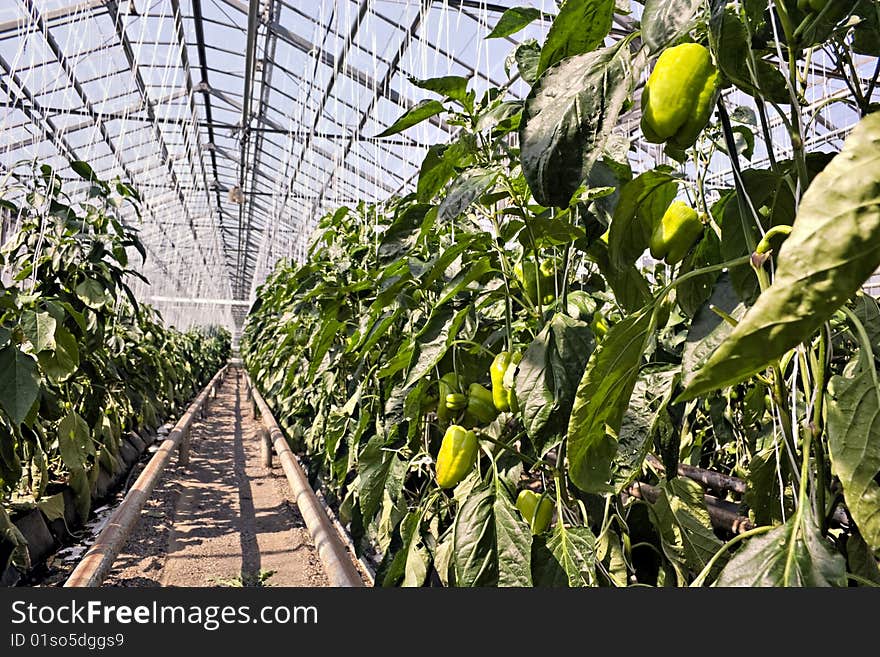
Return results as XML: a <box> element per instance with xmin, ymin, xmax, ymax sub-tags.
<box><xmin>243</xmin><ymin>0</ymin><xmax>880</xmax><ymax>586</ymax></box>
<box><xmin>0</xmin><ymin>162</ymin><xmax>230</xmax><ymax>572</ymax></box>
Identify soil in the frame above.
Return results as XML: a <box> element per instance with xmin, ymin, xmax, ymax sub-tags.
<box><xmin>99</xmin><ymin>369</ymin><xmax>328</xmax><ymax>588</ymax></box>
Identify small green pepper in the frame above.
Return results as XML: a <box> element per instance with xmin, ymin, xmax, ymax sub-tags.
<box><xmin>565</xmin><ymin>290</ymin><xmax>597</xmax><ymax>321</ymax></box>
<box><xmin>515</xmin><ymin>489</ymin><xmax>554</xmax><ymax>535</ymax></box>
<box><xmin>490</xmin><ymin>351</ymin><xmax>522</xmax><ymax>412</ymax></box>
<box><xmin>445</xmin><ymin>393</ymin><xmax>468</xmax><ymax>411</ymax></box>
<box><xmin>463</xmin><ymin>382</ymin><xmax>498</xmax><ymax>427</ymax></box>
<box><xmin>514</xmin><ymin>255</ymin><xmax>559</xmax><ymax>305</ymax></box>
<box><xmin>649</xmin><ymin>201</ymin><xmax>704</xmax><ymax>265</ymax></box>
<box><xmin>436</xmin><ymin>425</ymin><xmax>478</xmax><ymax>489</ymax></box>
<box><xmin>437</xmin><ymin>372</ymin><xmax>463</xmax><ymax>424</ymax></box>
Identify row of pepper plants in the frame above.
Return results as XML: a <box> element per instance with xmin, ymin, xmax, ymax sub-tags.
<box><xmin>243</xmin><ymin>0</ymin><xmax>880</xmax><ymax>586</ymax></box>
<box><xmin>0</xmin><ymin>161</ymin><xmax>231</xmax><ymax>573</ymax></box>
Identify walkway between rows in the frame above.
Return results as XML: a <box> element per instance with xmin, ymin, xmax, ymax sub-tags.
<box><xmin>105</xmin><ymin>369</ymin><xmax>328</xmax><ymax>587</ymax></box>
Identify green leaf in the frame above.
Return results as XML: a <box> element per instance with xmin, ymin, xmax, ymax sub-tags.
<box><xmin>853</xmin><ymin>0</ymin><xmax>880</xmax><ymax>56</ymax></box>
<box><xmin>851</xmin><ymin>293</ymin><xmax>880</xmax><ymax>356</ymax></box>
<box><xmin>518</xmin><ymin>215</ymin><xmax>586</xmax><ymax>249</ymax></box>
<box><xmin>715</xmin><ymin>508</ymin><xmax>846</xmax><ymax>587</ymax></box>
<box><xmin>745</xmin><ymin>447</ymin><xmax>793</xmax><ymax>527</ymax></box>
<box><xmin>532</xmin><ymin>524</ymin><xmax>596</xmax><ymax>587</ymax></box>
<box><xmin>846</xmin><ymin>530</ymin><xmax>880</xmax><ymax>585</ymax></box>
<box><xmin>57</xmin><ymin>410</ymin><xmax>92</xmax><ymax>472</ymax></box>
<box><xmin>410</xmin><ymin>75</ymin><xmax>470</xmax><ymax>105</ymax></box>
<box><xmin>0</xmin><ymin>506</ymin><xmax>30</xmax><ymax>572</ymax></box>
<box><xmin>70</xmin><ymin>160</ymin><xmax>97</xmax><ymax>181</ymax></box>
<box><xmin>402</xmin><ymin>305</ymin><xmax>467</xmax><ymax>388</ymax></box>
<box><xmin>378</xmin><ymin>204</ymin><xmax>434</xmax><ymax>261</ymax></box>
<box><xmin>641</xmin><ymin>0</ymin><xmax>704</xmax><ymax>53</ymax></box>
<box><xmin>436</xmin><ymin>258</ymin><xmax>492</xmax><ymax>306</ymax></box>
<box><xmin>680</xmin><ymin>274</ymin><xmax>746</xmax><ymax>390</ymax></box>
<box><xmin>453</xmin><ymin>482</ymin><xmax>533</xmax><ymax>587</ymax></box>
<box><xmin>75</xmin><ymin>278</ymin><xmax>108</xmax><ymax>309</ymax></box>
<box><xmin>521</xmin><ymin>42</ymin><xmax>636</xmax><ymax>208</ymax></box>
<box><xmin>648</xmin><ymin>477</ymin><xmax>723</xmax><ymax>584</ymax></box>
<box><xmin>585</xmin><ymin>239</ymin><xmax>652</xmax><ymax>314</ymax></box>
<box><xmin>20</xmin><ymin>311</ymin><xmax>56</xmax><ymax>353</ymax></box>
<box><xmin>0</xmin><ymin>346</ymin><xmax>40</xmax><ymax>426</ymax></box>
<box><xmin>680</xmin><ymin>112</ymin><xmax>880</xmax><ymax>401</ymax></box>
<box><xmin>38</xmin><ymin>325</ymin><xmax>79</xmax><ymax>384</ymax></box>
<box><xmin>712</xmin><ymin>9</ymin><xmax>790</xmax><ymax>104</ymax></box>
<box><xmin>613</xmin><ymin>367</ymin><xmax>678</xmax><ymax>492</ymax></box>
<box><xmin>375</xmin><ymin>99</ymin><xmax>445</xmax><ymax>138</ymax></box>
<box><xmin>358</xmin><ymin>434</ymin><xmax>396</xmax><ymax>520</ymax></box>
<box><xmin>512</xmin><ymin>39</ymin><xmax>541</xmax><ymax>83</ymax></box>
<box><xmin>401</xmin><ymin>515</ymin><xmax>428</xmax><ymax>588</ymax></box>
<box><xmin>568</xmin><ymin>306</ymin><xmax>655</xmax><ymax>492</ymax></box>
<box><xmin>827</xmin><ymin>349</ymin><xmax>880</xmax><ymax>551</ymax></box>
<box><xmin>306</xmin><ymin>316</ymin><xmax>342</xmax><ymax>380</ymax></box>
<box><xmin>515</xmin><ymin>313</ymin><xmax>595</xmax><ymax>452</ymax></box>
<box><xmin>677</xmin><ymin>229</ymin><xmax>722</xmax><ymax>318</ymax></box>
<box><xmin>417</xmin><ymin>145</ymin><xmax>456</xmax><ymax>203</ymax></box>
<box><xmin>537</xmin><ymin>0</ymin><xmax>614</xmax><ymax>76</ymax></box>
<box><xmin>438</xmin><ymin>167</ymin><xmax>499</xmax><ymax>222</ymax></box>
<box><xmin>486</xmin><ymin>6</ymin><xmax>542</xmax><ymax>39</ymax></box>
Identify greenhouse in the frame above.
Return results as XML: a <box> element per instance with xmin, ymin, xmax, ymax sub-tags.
<box><xmin>0</xmin><ymin>0</ymin><xmax>879</xmax><ymax>591</ymax></box>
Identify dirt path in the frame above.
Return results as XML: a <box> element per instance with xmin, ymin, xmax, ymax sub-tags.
<box><xmin>104</xmin><ymin>369</ymin><xmax>328</xmax><ymax>587</ymax></box>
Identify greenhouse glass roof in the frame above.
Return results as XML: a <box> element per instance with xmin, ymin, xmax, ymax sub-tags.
<box><xmin>0</xmin><ymin>1</ymin><xmax>875</xmax><ymax>333</ymax></box>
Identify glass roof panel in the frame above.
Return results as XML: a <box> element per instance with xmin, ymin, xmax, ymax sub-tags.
<box><xmin>0</xmin><ymin>0</ymin><xmax>875</xmax><ymax>333</ymax></box>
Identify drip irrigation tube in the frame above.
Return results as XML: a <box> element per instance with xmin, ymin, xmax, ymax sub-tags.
<box><xmin>64</xmin><ymin>365</ymin><xmax>228</xmax><ymax>587</ymax></box>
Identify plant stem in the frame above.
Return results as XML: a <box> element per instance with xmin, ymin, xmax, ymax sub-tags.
<box><xmin>812</xmin><ymin>326</ymin><xmax>828</xmax><ymax>533</ymax></box>
<box><xmin>782</xmin><ymin>411</ymin><xmax>812</xmax><ymax>586</ymax></box>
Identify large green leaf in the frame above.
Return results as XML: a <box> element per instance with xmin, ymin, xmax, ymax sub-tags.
<box><xmin>410</xmin><ymin>75</ymin><xmax>470</xmax><ymax>105</ymax></box>
<box><xmin>38</xmin><ymin>324</ymin><xmax>79</xmax><ymax>384</ymax></box>
<box><xmin>0</xmin><ymin>346</ymin><xmax>40</xmax><ymax>426</ymax></box>
<box><xmin>357</xmin><ymin>434</ymin><xmax>400</xmax><ymax>520</ymax></box>
<box><xmin>677</xmin><ymin>229</ymin><xmax>722</xmax><ymax>318</ymax></box>
<box><xmin>438</xmin><ymin>167</ymin><xmax>499</xmax><ymax>222</ymax></box>
<box><xmin>75</xmin><ymin>278</ymin><xmax>108</xmax><ymax>309</ymax></box>
<box><xmin>532</xmin><ymin>524</ymin><xmax>596</xmax><ymax>587</ymax></box>
<box><xmin>454</xmin><ymin>481</ymin><xmax>533</xmax><ymax>586</ymax></box>
<box><xmin>306</xmin><ymin>316</ymin><xmax>342</xmax><ymax>380</ymax></box>
<box><xmin>515</xmin><ymin>313</ymin><xmax>595</xmax><ymax>452</ymax></box>
<box><xmin>380</xmin><ymin>510</ymin><xmax>428</xmax><ymax>587</ymax></box>
<box><xmin>568</xmin><ymin>306</ymin><xmax>655</xmax><ymax>492</ymax></box>
<box><xmin>518</xmin><ymin>215</ymin><xmax>586</xmax><ymax>249</ymax></box>
<box><xmin>715</xmin><ymin>508</ymin><xmax>846</xmax><ymax>587</ymax></box>
<box><xmin>641</xmin><ymin>0</ymin><xmax>704</xmax><ymax>53</ymax></box>
<box><xmin>402</xmin><ymin>305</ymin><xmax>467</xmax><ymax>388</ymax></box>
<box><xmin>613</xmin><ymin>367</ymin><xmax>678</xmax><ymax>492</ymax></box>
<box><xmin>827</xmin><ymin>349</ymin><xmax>880</xmax><ymax>551</ymax></box>
<box><xmin>712</xmin><ymin>8</ymin><xmax>789</xmax><ymax>104</ymax></box>
<box><xmin>521</xmin><ymin>42</ymin><xmax>635</xmax><ymax>208</ymax></box>
<box><xmin>586</xmin><ymin>240</ymin><xmax>652</xmax><ymax>314</ymax></box>
<box><xmin>376</xmin><ymin>99</ymin><xmax>445</xmax><ymax>138</ymax></box>
<box><xmin>436</xmin><ymin>258</ymin><xmax>493</xmax><ymax>306</ymax></box>
<box><xmin>57</xmin><ymin>410</ymin><xmax>92</xmax><ymax>472</ymax></box>
<box><xmin>680</xmin><ymin>274</ymin><xmax>745</xmax><ymax>390</ymax></box>
<box><xmin>679</xmin><ymin>112</ymin><xmax>880</xmax><ymax>401</ymax></box>
<box><xmin>537</xmin><ymin>0</ymin><xmax>614</xmax><ymax>76</ymax></box>
<box><xmin>378</xmin><ymin>204</ymin><xmax>434</xmax><ymax>261</ymax></box>
<box><xmin>0</xmin><ymin>506</ymin><xmax>30</xmax><ymax>571</ymax></box>
<box><xmin>20</xmin><ymin>310</ymin><xmax>56</xmax><ymax>353</ymax></box>
<box><xmin>486</xmin><ymin>6</ymin><xmax>543</xmax><ymax>39</ymax></box>
<box><xmin>648</xmin><ymin>477</ymin><xmax>723</xmax><ymax>584</ymax></box>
